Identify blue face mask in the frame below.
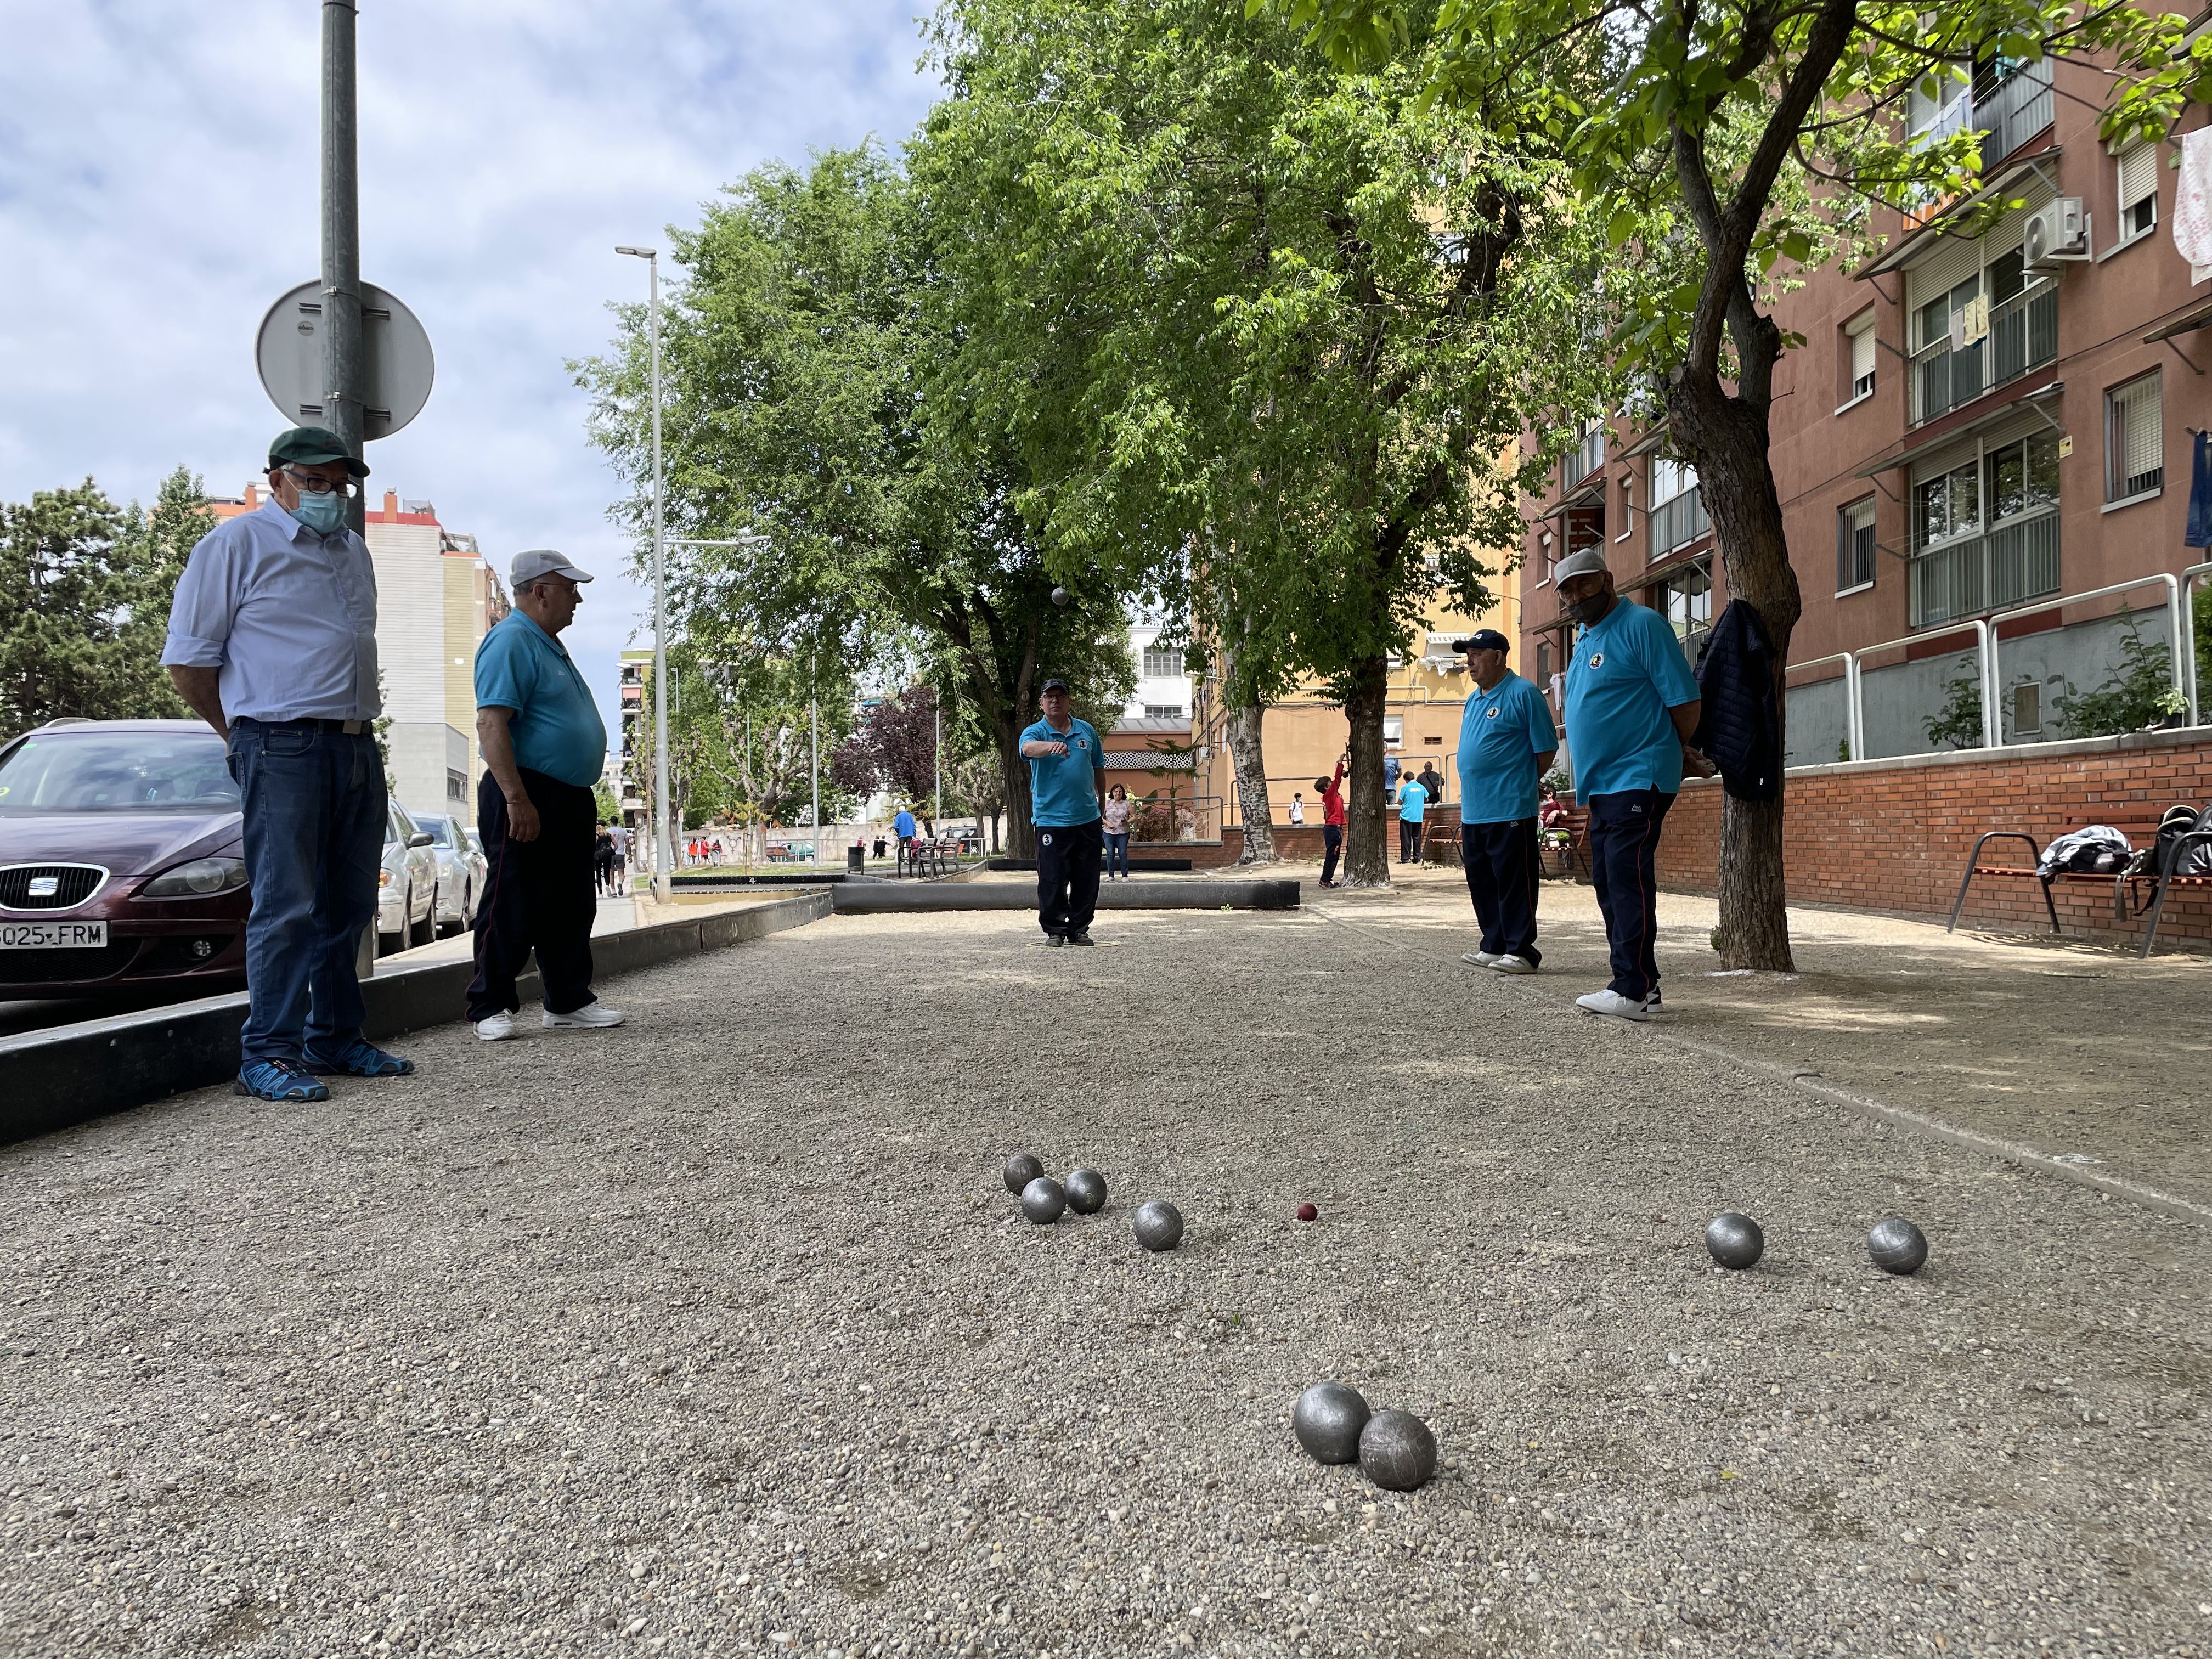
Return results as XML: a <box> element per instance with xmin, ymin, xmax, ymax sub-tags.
<box><xmin>289</xmin><ymin>489</ymin><xmax>345</xmax><ymax>535</ymax></box>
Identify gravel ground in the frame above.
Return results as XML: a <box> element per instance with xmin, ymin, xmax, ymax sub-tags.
<box><xmin>3</xmin><ymin>902</ymin><xmax>2209</xmax><ymax>1659</ymax></box>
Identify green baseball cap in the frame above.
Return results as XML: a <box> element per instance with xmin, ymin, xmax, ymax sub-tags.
<box><xmin>268</xmin><ymin>425</ymin><xmax>370</xmax><ymax>478</ymax></box>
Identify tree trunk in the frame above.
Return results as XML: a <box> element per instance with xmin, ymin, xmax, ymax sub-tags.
<box><xmin>1341</xmin><ymin>655</ymin><xmax>1391</xmax><ymax>887</ymax></box>
<box><xmin>1226</xmin><ymin>702</ymin><xmax>1274</xmax><ymax>862</ymax></box>
<box><xmin>1671</xmin><ymin>380</ymin><xmax>1801</xmax><ymax>971</ymax></box>
<box><xmin>996</xmin><ymin>726</ymin><xmax>1036</xmax><ymax>859</ymax></box>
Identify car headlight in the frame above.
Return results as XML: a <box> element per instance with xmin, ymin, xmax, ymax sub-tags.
<box><xmin>139</xmin><ymin>856</ymin><xmax>249</xmax><ymax>898</ymax></box>
<box><xmin>379</xmin><ymin>870</ymin><xmax>393</xmax><ymax>888</ymax></box>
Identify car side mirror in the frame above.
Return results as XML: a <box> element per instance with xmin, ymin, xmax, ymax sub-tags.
<box><xmin>408</xmin><ymin>831</ymin><xmax>434</xmax><ymax>848</ymax></box>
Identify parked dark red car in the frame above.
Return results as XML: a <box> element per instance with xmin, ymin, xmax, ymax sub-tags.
<box><xmin>0</xmin><ymin>719</ymin><xmax>251</xmax><ymax>998</ymax></box>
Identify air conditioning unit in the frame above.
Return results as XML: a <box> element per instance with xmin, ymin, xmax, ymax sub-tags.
<box><xmin>2024</xmin><ymin>197</ymin><xmax>2090</xmax><ymax>268</ymax></box>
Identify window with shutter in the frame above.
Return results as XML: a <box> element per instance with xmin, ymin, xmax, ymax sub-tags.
<box><xmin>2118</xmin><ymin>142</ymin><xmax>2159</xmax><ymax>239</ymax></box>
<box><xmin>1849</xmin><ymin>317</ymin><xmax>1876</xmax><ymax>399</ymax></box>
<box><xmin>1837</xmin><ymin>497</ymin><xmax>1878</xmax><ymax>592</ymax></box>
<box><xmin>2106</xmin><ymin>371</ymin><xmax>2163</xmax><ymax>501</ymax></box>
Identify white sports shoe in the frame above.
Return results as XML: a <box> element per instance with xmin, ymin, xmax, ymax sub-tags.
<box><xmin>1463</xmin><ymin>951</ymin><xmax>1501</xmax><ymax>967</ymax></box>
<box><xmin>544</xmin><ymin>1001</ymin><xmax>625</xmax><ymax>1029</ymax></box>
<box><xmin>474</xmin><ymin>1012</ymin><xmax>517</xmax><ymax>1042</ymax></box>
<box><xmin>1575</xmin><ymin>989</ymin><xmax>1649</xmax><ymax>1022</ymax></box>
<box><xmin>1488</xmin><ymin>954</ymin><xmax>1537</xmax><ymax>974</ymax></box>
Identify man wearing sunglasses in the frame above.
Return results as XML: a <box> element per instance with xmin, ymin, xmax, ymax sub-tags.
<box><xmin>163</xmin><ymin>426</ymin><xmax>415</xmax><ymax>1103</ymax></box>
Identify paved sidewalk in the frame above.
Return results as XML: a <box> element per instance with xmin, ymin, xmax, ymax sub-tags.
<box><xmin>2</xmin><ymin>899</ymin><xmax>2207</xmax><ymax>1658</ymax></box>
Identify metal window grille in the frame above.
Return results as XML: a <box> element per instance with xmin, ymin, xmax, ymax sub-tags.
<box><xmin>2106</xmin><ymin>371</ymin><xmax>2163</xmax><ymax>501</ymax></box>
<box><xmin>1838</xmin><ymin>497</ymin><xmax>1877</xmax><ymax>591</ymax></box>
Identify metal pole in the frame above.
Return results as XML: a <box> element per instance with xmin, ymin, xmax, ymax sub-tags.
<box><xmin>321</xmin><ymin>0</ymin><xmax>365</xmax><ymax>534</ymax></box>
<box><xmin>934</xmin><ymin>697</ymin><xmax>942</xmax><ymax>825</ymax></box>
<box><xmin>810</xmin><ymin>644</ymin><xmax>821</xmax><ymax>868</ymax></box>
<box><xmin>646</xmin><ymin>254</ymin><xmax>672</xmax><ymax>901</ymax></box>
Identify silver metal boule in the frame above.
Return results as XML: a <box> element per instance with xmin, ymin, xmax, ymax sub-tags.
<box><xmin>1050</xmin><ymin>586</ymin><xmax>1070</xmax><ymax>606</ymax></box>
<box><xmin>1020</xmin><ymin>1176</ymin><xmax>1068</xmax><ymax>1224</ymax></box>
<box><xmin>1293</xmin><ymin>1382</ymin><xmax>1370</xmax><ymax>1465</ymax></box>
<box><xmin>1064</xmin><ymin>1167</ymin><xmax>1108</xmax><ymax>1214</ymax></box>
<box><xmin>1867</xmin><ymin>1215</ymin><xmax>1928</xmax><ymax>1276</ymax></box>
<box><xmin>1132</xmin><ymin>1199</ymin><xmax>1184</xmax><ymax>1252</ymax></box>
<box><xmin>1357</xmin><ymin>1409</ymin><xmax>1438</xmax><ymax>1492</ymax></box>
<box><xmin>1704</xmin><ymin>1211</ymin><xmax>1765</xmax><ymax>1270</ymax></box>
<box><xmin>1003</xmin><ymin>1153</ymin><xmax>1045</xmax><ymax>1196</ymax></box>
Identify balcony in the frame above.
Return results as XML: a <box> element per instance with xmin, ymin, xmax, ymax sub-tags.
<box><xmin>1973</xmin><ymin>58</ymin><xmax>2053</xmax><ymax>163</ymax></box>
<box><xmin>1909</xmin><ymin>509</ymin><xmax>2059</xmax><ymax>627</ymax></box>
<box><xmin>1562</xmin><ymin>424</ymin><xmax>1605</xmax><ymax>492</ymax></box>
<box><xmin>1649</xmin><ymin>485</ymin><xmax>1709</xmax><ymax>558</ymax></box>
<box><xmin>1910</xmin><ymin>278</ymin><xmax>2056</xmax><ymax>425</ymax></box>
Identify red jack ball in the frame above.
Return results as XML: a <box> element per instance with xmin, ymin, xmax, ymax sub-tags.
<box><xmin>1296</xmin><ymin>1203</ymin><xmax>1318</xmax><ymax>1222</ymax></box>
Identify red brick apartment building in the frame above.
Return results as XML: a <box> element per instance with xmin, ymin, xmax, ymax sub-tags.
<box><xmin>1520</xmin><ymin>44</ymin><xmax>2210</xmax><ymax>768</ymax></box>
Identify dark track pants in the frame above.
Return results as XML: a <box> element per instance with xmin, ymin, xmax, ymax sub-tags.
<box><xmin>1460</xmin><ymin>816</ymin><xmax>1542</xmax><ymax>966</ymax></box>
<box><xmin>1320</xmin><ymin>824</ymin><xmax>1342</xmax><ymax>885</ymax></box>
<box><xmin>1399</xmin><ymin>820</ymin><xmax>1423</xmax><ymax>862</ymax></box>
<box><xmin>1036</xmin><ymin>819</ymin><xmax>1103</xmax><ymax>938</ymax></box>
<box><xmin>468</xmin><ymin>769</ymin><xmax>599</xmax><ymax>1020</ymax></box>
<box><xmin>1585</xmin><ymin>788</ymin><xmax>1673</xmax><ymax>1002</ymax></box>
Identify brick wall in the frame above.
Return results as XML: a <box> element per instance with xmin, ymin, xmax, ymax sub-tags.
<box><xmin>1650</xmin><ymin>729</ymin><xmax>2212</xmax><ymax>949</ymax></box>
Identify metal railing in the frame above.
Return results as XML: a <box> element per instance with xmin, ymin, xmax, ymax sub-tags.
<box><xmin>1842</xmin><ymin>619</ymin><xmax>1996</xmax><ymax>758</ymax></box>
<box><xmin>1910</xmin><ymin>279</ymin><xmax>2056</xmax><ymax>425</ymax></box>
<box><xmin>1649</xmin><ymin>485</ymin><xmax>1708</xmax><ymax>558</ymax></box>
<box><xmin>1910</xmin><ymin>508</ymin><xmax>2060</xmax><ymax>627</ymax></box>
<box><xmin>1975</xmin><ymin>58</ymin><xmax>2053</xmax><ymax>161</ymax></box>
<box><xmin>1562</xmin><ymin>424</ymin><xmax>1605</xmax><ymax>490</ymax></box>
<box><xmin>2184</xmin><ymin>562</ymin><xmax>2211</xmax><ymax>727</ymax></box>
<box><xmin>1986</xmin><ymin>572</ymin><xmax>2185</xmax><ymax>736</ymax></box>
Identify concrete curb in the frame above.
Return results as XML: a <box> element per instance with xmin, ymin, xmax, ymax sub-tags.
<box><xmin>829</xmin><ymin>879</ymin><xmax>1299</xmax><ymax>915</ymax></box>
<box><xmin>0</xmin><ymin>892</ymin><xmax>831</xmax><ymax>1146</ymax></box>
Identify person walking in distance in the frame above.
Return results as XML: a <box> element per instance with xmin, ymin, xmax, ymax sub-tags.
<box><xmin>1317</xmin><ymin>755</ymin><xmax>1346</xmax><ymax>887</ymax></box>
<box><xmin>1287</xmin><ymin>792</ymin><xmax>1305</xmax><ymax>826</ymax></box>
<box><xmin>1019</xmin><ymin>678</ymin><xmax>1107</xmax><ymax>944</ymax></box>
<box><xmin>1397</xmin><ymin>767</ymin><xmax>1429</xmax><ymax>864</ymax></box>
<box><xmin>470</xmin><ymin>550</ymin><xmax>624</xmax><ymax>1040</ymax></box>
<box><xmin>594</xmin><ymin>821</ymin><xmax>617</xmax><ymax>896</ymax></box>
<box><xmin>1452</xmin><ymin>630</ymin><xmax>1558</xmax><ymax>975</ymax></box>
<box><xmin>1102</xmin><ymin>783</ymin><xmax>1134</xmax><ymax>880</ymax></box>
<box><xmin>163</xmin><ymin>426</ymin><xmax>414</xmax><ymax>1103</ymax></box>
<box><xmin>1553</xmin><ymin>547</ymin><xmax>1714</xmax><ymax>1020</ymax></box>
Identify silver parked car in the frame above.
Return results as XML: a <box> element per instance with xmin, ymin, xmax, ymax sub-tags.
<box><xmin>406</xmin><ymin>809</ymin><xmax>485</xmax><ymax>936</ymax></box>
<box><xmin>377</xmin><ymin>802</ymin><xmax>439</xmax><ymax>955</ymax></box>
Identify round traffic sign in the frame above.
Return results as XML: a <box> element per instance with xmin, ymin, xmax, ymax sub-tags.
<box><xmin>256</xmin><ymin>280</ymin><xmax>434</xmax><ymax>441</ymax></box>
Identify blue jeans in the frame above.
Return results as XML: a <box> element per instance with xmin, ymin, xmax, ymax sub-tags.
<box><xmin>227</xmin><ymin>720</ymin><xmax>386</xmax><ymax>1065</ymax></box>
<box><xmin>1104</xmin><ymin>831</ymin><xmax>1130</xmax><ymax>877</ymax></box>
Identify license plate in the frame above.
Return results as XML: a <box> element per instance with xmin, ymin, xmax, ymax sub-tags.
<box><xmin>0</xmin><ymin>921</ymin><xmax>108</xmax><ymax>949</ymax></box>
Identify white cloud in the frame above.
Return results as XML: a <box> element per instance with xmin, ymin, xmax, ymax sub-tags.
<box><xmin>0</xmin><ymin>0</ymin><xmax>941</xmax><ymax>741</ymax></box>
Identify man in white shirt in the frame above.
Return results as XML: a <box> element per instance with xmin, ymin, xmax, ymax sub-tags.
<box><xmin>163</xmin><ymin>427</ymin><xmax>414</xmax><ymax>1102</ymax></box>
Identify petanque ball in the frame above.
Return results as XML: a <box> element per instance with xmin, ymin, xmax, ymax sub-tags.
<box><xmin>1050</xmin><ymin>586</ymin><xmax>1070</xmax><ymax>606</ymax></box>
<box><xmin>1132</xmin><ymin>1199</ymin><xmax>1184</xmax><ymax>1252</ymax></box>
<box><xmin>1064</xmin><ymin>1167</ymin><xmax>1108</xmax><ymax>1214</ymax></box>
<box><xmin>1292</xmin><ymin>1382</ymin><xmax>1370</xmax><ymax>1464</ymax></box>
<box><xmin>1020</xmin><ymin>1176</ymin><xmax>1068</xmax><ymax>1225</ymax></box>
<box><xmin>1296</xmin><ymin>1203</ymin><xmax>1318</xmax><ymax>1223</ymax></box>
<box><xmin>1357</xmin><ymin>1410</ymin><xmax>1438</xmax><ymax>1492</ymax></box>
<box><xmin>1003</xmin><ymin>1153</ymin><xmax>1045</xmax><ymax>1196</ymax></box>
<box><xmin>1867</xmin><ymin>1215</ymin><xmax>1928</xmax><ymax>1276</ymax></box>
<box><xmin>1704</xmin><ymin>1211</ymin><xmax>1764</xmax><ymax>1270</ymax></box>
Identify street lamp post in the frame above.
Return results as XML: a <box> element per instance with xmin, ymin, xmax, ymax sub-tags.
<box><xmin>613</xmin><ymin>245</ymin><xmax>670</xmax><ymax>900</ymax></box>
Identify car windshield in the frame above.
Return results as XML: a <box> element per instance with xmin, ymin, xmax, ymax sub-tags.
<box><xmin>414</xmin><ymin>815</ymin><xmax>454</xmax><ymax>847</ymax></box>
<box><xmin>0</xmin><ymin>730</ymin><xmax>238</xmax><ymax>813</ymax></box>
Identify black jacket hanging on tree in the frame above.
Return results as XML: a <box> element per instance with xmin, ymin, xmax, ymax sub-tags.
<box><xmin>1692</xmin><ymin>599</ymin><xmax>1784</xmax><ymax>802</ymax></box>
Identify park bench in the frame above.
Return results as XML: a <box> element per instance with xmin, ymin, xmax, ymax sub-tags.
<box><xmin>1948</xmin><ymin>809</ymin><xmax>2212</xmax><ymax>958</ymax></box>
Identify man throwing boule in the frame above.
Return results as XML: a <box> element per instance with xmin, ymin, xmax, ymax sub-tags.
<box><xmin>1019</xmin><ymin>677</ymin><xmax>1107</xmax><ymax>946</ymax></box>
<box><xmin>1454</xmin><ymin>629</ymin><xmax>1557</xmax><ymax>975</ymax></box>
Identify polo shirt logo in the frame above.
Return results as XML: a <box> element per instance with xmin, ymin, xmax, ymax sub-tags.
<box><xmin>1485</xmin><ymin>707</ymin><xmax>1500</xmax><ymax>719</ymax></box>
<box><xmin>1075</xmin><ymin>737</ymin><xmax>1089</xmax><ymax>750</ymax></box>
<box><xmin>1588</xmin><ymin>652</ymin><xmax>1604</xmax><ymax>668</ymax></box>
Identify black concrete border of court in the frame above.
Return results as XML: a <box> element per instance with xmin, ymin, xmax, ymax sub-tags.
<box><xmin>0</xmin><ymin>892</ymin><xmax>832</xmax><ymax>1147</ymax></box>
<box><xmin>828</xmin><ymin>878</ymin><xmax>1297</xmax><ymax>914</ymax></box>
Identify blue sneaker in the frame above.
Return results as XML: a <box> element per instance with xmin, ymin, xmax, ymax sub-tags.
<box><xmin>234</xmin><ymin>1059</ymin><xmax>330</xmax><ymax>1103</ymax></box>
<box><xmin>301</xmin><ymin>1039</ymin><xmax>416</xmax><ymax>1078</ymax></box>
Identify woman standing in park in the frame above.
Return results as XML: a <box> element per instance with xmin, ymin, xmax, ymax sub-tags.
<box><xmin>1102</xmin><ymin>783</ymin><xmax>1134</xmax><ymax>879</ymax></box>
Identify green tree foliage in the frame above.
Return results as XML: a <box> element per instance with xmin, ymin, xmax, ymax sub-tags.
<box><xmin>573</xmin><ymin>147</ymin><xmax>1132</xmax><ymax>858</ymax></box>
<box><xmin>0</xmin><ymin>467</ymin><xmax>207</xmax><ymax>737</ymax></box>
<box><xmin>1922</xmin><ymin>655</ymin><xmax>1985</xmax><ymax>752</ymax></box>
<box><xmin>664</xmin><ymin>635</ymin><xmax>857</xmax><ymax>839</ymax></box>
<box><xmin>1263</xmin><ymin>0</ymin><xmax>2212</xmax><ymax>957</ymax></box>
<box><xmin>2050</xmin><ymin>613</ymin><xmax>2186</xmax><ymax>740</ymax></box>
<box><xmin>917</xmin><ymin>0</ymin><xmax>1600</xmax><ymax>882</ymax></box>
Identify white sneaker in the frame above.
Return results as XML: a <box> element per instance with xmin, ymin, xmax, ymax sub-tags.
<box><xmin>1488</xmin><ymin>955</ymin><xmax>1537</xmax><ymax>974</ymax></box>
<box><xmin>543</xmin><ymin>1001</ymin><xmax>625</xmax><ymax>1029</ymax></box>
<box><xmin>1463</xmin><ymin>951</ymin><xmax>1501</xmax><ymax>967</ymax></box>
<box><xmin>474</xmin><ymin>1012</ymin><xmax>517</xmax><ymax>1042</ymax></box>
<box><xmin>1644</xmin><ymin>989</ymin><xmax>1664</xmax><ymax>1011</ymax></box>
<box><xmin>1575</xmin><ymin>989</ymin><xmax>1649</xmax><ymax>1022</ymax></box>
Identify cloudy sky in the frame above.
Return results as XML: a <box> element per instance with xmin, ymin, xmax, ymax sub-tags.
<box><xmin>0</xmin><ymin>0</ymin><xmax>943</xmax><ymax>747</ymax></box>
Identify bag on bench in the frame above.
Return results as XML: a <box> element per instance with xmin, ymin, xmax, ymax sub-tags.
<box><xmin>2151</xmin><ymin>803</ymin><xmax>2212</xmax><ymax>877</ymax></box>
<box><xmin>2037</xmin><ymin>825</ymin><xmax>2132</xmax><ymax>877</ymax></box>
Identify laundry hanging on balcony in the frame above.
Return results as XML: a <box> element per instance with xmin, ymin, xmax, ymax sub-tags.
<box><xmin>2173</xmin><ymin>127</ymin><xmax>2212</xmax><ymax>285</ymax></box>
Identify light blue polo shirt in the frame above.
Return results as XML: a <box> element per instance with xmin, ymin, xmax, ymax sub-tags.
<box><xmin>1021</xmin><ymin>716</ymin><xmax>1105</xmax><ymax>827</ymax></box>
<box><xmin>474</xmin><ymin>610</ymin><xmax>607</xmax><ymax>788</ymax></box>
<box><xmin>1398</xmin><ymin>779</ymin><xmax>1428</xmax><ymax>823</ymax></box>
<box><xmin>1457</xmin><ymin>670</ymin><xmax>1559</xmax><ymax>826</ymax></box>
<box><xmin>1562</xmin><ymin>599</ymin><xmax>1700</xmax><ymax>797</ymax></box>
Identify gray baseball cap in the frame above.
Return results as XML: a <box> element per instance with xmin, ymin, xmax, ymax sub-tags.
<box><xmin>1553</xmin><ymin>547</ymin><xmax>1611</xmax><ymax>583</ymax></box>
<box><xmin>510</xmin><ymin>549</ymin><xmax>595</xmax><ymax>588</ymax></box>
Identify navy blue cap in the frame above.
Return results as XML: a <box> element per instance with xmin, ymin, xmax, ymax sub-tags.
<box><xmin>1456</xmin><ymin>630</ymin><xmax>1511</xmax><ymax>654</ymax></box>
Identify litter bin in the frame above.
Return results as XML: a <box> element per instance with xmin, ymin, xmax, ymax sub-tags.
<box><xmin>847</xmin><ymin>845</ymin><xmax>864</xmax><ymax>874</ymax></box>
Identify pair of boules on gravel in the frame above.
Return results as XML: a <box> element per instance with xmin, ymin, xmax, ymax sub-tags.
<box><xmin>1293</xmin><ymin>1381</ymin><xmax>1436</xmax><ymax>1492</ymax></box>
<box><xmin>1703</xmin><ymin>1210</ymin><xmax>1929</xmax><ymax>1275</ymax></box>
